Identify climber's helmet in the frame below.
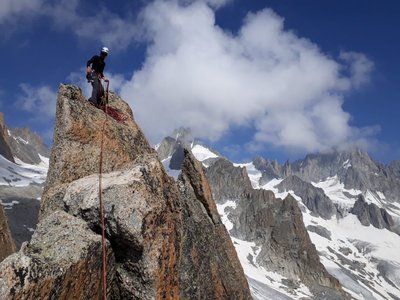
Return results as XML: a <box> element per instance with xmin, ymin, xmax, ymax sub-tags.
<box><xmin>100</xmin><ymin>47</ymin><xmax>109</xmax><ymax>56</ymax></box>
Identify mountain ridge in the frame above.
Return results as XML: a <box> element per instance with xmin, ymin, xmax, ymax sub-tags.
<box><xmin>157</xmin><ymin>130</ymin><xmax>400</xmax><ymax>299</ymax></box>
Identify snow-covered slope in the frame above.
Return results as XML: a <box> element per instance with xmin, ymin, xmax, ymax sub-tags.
<box><xmin>0</xmin><ymin>154</ymin><xmax>48</xmax><ymax>187</ymax></box>
<box><xmin>216</xmin><ymin>200</ymin><xmax>314</xmax><ymax>300</ymax></box>
<box><xmin>157</xmin><ymin>132</ymin><xmax>400</xmax><ymax>299</ymax></box>
<box><xmin>191</xmin><ymin>144</ymin><xmax>219</xmax><ymax>162</ymax></box>
<box><xmin>0</xmin><ymin>153</ymin><xmax>49</xmax><ymax>248</ymax></box>
<box><xmin>243</xmin><ymin>173</ymin><xmax>400</xmax><ymax>299</ymax></box>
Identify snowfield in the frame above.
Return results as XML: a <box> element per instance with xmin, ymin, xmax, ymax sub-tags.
<box><xmin>247</xmin><ymin>174</ymin><xmax>400</xmax><ymax>299</ymax></box>
<box><xmin>217</xmin><ymin>202</ymin><xmax>314</xmax><ymax>300</ymax></box>
<box><xmin>191</xmin><ymin>144</ymin><xmax>219</xmax><ymax>162</ymax></box>
<box><xmin>0</xmin><ymin>155</ymin><xmax>49</xmax><ymax>187</ymax></box>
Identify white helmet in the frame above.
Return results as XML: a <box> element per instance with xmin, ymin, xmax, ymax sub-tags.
<box><xmin>101</xmin><ymin>47</ymin><xmax>109</xmax><ymax>54</ymax></box>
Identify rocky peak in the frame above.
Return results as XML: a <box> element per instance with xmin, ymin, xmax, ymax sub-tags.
<box><xmin>206</xmin><ymin>157</ymin><xmax>253</xmax><ymax>203</ymax></box>
<box><xmin>276</xmin><ymin>175</ymin><xmax>337</xmax><ymax>219</ymax></box>
<box><xmin>156</xmin><ymin>127</ymin><xmax>194</xmax><ymax>161</ymax></box>
<box><xmin>39</xmin><ymin>84</ymin><xmax>153</xmax><ymax>219</ymax></box>
<box><xmin>253</xmin><ymin>156</ymin><xmax>283</xmax><ymax>184</ymax></box>
<box><xmin>207</xmin><ymin>169</ymin><xmax>349</xmax><ymax>298</ymax></box>
<box><xmin>282</xmin><ymin>159</ymin><xmax>292</xmax><ymax>177</ymax></box>
<box><xmin>0</xmin><ymin>112</ymin><xmax>15</xmax><ymax>163</ymax></box>
<box><xmin>350</xmin><ymin>195</ymin><xmax>398</xmax><ymax>234</ymax></box>
<box><xmin>172</xmin><ymin>127</ymin><xmax>194</xmax><ymax>144</ymax></box>
<box><xmin>388</xmin><ymin>160</ymin><xmax>400</xmax><ymax>179</ymax></box>
<box><xmin>274</xmin><ymin>149</ymin><xmax>400</xmax><ymax>203</ymax></box>
<box><xmin>0</xmin><ymin>84</ymin><xmax>251</xmax><ymax>299</ymax></box>
<box><xmin>177</xmin><ymin>150</ymin><xmax>251</xmax><ymax>299</ymax></box>
<box><xmin>9</xmin><ymin>127</ymin><xmax>50</xmax><ymax>163</ymax></box>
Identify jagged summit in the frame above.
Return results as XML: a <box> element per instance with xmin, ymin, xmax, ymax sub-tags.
<box><xmin>156</xmin><ymin>127</ymin><xmax>220</xmax><ymax>173</ymax></box>
<box><xmin>0</xmin><ymin>84</ymin><xmax>251</xmax><ymax>299</ymax></box>
<box><xmin>8</xmin><ymin>128</ymin><xmax>50</xmax><ymax>165</ymax></box>
<box><xmin>0</xmin><ymin>113</ymin><xmax>50</xmax><ymax>165</ymax></box>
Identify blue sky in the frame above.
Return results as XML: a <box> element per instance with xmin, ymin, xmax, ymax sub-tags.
<box><xmin>0</xmin><ymin>0</ymin><xmax>399</xmax><ymax>164</ymax></box>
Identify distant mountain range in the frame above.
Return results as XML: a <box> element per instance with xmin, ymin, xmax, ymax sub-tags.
<box><xmin>1</xmin><ymin>118</ymin><xmax>400</xmax><ymax>299</ymax></box>
<box><xmin>0</xmin><ymin>112</ymin><xmax>49</xmax><ymax>249</ymax></box>
<box><xmin>157</xmin><ymin>127</ymin><xmax>400</xmax><ymax>300</ymax></box>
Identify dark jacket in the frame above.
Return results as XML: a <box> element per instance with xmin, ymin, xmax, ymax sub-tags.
<box><xmin>87</xmin><ymin>55</ymin><xmax>106</xmax><ymax>77</ymax></box>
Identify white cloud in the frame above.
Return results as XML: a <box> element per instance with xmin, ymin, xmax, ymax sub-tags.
<box><xmin>42</xmin><ymin>0</ymin><xmax>139</xmax><ymax>51</ymax></box>
<box><xmin>0</xmin><ymin>0</ymin><xmax>138</xmax><ymax>51</ymax></box>
<box><xmin>339</xmin><ymin>51</ymin><xmax>374</xmax><ymax>88</ymax></box>
<box><xmin>117</xmin><ymin>1</ymin><xmax>375</xmax><ymax>153</ymax></box>
<box><xmin>0</xmin><ymin>0</ymin><xmax>44</xmax><ymax>24</ymax></box>
<box><xmin>4</xmin><ymin>0</ymin><xmax>377</xmax><ymax>155</ymax></box>
<box><xmin>178</xmin><ymin>0</ymin><xmax>233</xmax><ymax>9</ymax></box>
<box><xmin>17</xmin><ymin>84</ymin><xmax>57</xmax><ymax>120</ymax></box>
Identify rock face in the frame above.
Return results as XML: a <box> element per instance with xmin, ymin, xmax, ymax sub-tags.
<box><xmin>289</xmin><ymin>149</ymin><xmax>400</xmax><ymax>203</ymax></box>
<box><xmin>388</xmin><ymin>160</ymin><xmax>400</xmax><ymax>179</ymax></box>
<box><xmin>206</xmin><ymin>159</ymin><xmax>348</xmax><ymax>298</ymax></box>
<box><xmin>0</xmin><ymin>205</ymin><xmax>15</xmax><ymax>262</ymax></box>
<box><xmin>0</xmin><ymin>84</ymin><xmax>251</xmax><ymax>299</ymax></box>
<box><xmin>177</xmin><ymin>150</ymin><xmax>251</xmax><ymax>299</ymax></box>
<box><xmin>276</xmin><ymin>175</ymin><xmax>337</xmax><ymax>219</ymax></box>
<box><xmin>350</xmin><ymin>195</ymin><xmax>395</xmax><ymax>231</ymax></box>
<box><xmin>0</xmin><ymin>113</ymin><xmax>15</xmax><ymax>163</ymax></box>
<box><xmin>0</xmin><ymin>211</ymin><xmax>114</xmax><ymax>300</ymax></box>
<box><xmin>253</xmin><ymin>156</ymin><xmax>291</xmax><ymax>185</ymax></box>
<box><xmin>9</xmin><ymin>128</ymin><xmax>50</xmax><ymax>165</ymax></box>
<box><xmin>205</xmin><ymin>158</ymin><xmax>252</xmax><ymax>202</ymax></box>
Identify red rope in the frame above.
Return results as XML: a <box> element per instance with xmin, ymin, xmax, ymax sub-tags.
<box><xmin>100</xmin><ymin>106</ymin><xmax>127</xmax><ymax>123</ymax></box>
<box><xmin>99</xmin><ymin>96</ymin><xmax>108</xmax><ymax>300</ymax></box>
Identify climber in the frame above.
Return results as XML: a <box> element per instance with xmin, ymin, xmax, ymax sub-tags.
<box><xmin>86</xmin><ymin>47</ymin><xmax>109</xmax><ymax>106</ymax></box>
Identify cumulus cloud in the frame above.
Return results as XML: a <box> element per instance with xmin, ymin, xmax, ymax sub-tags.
<box><xmin>0</xmin><ymin>0</ymin><xmax>44</xmax><ymax>24</ymax></box>
<box><xmin>42</xmin><ymin>0</ymin><xmax>139</xmax><ymax>51</ymax></box>
<box><xmin>339</xmin><ymin>51</ymin><xmax>374</xmax><ymax>88</ymax></box>
<box><xmin>17</xmin><ymin>84</ymin><xmax>57</xmax><ymax>120</ymax></box>
<box><xmin>117</xmin><ymin>1</ymin><xmax>375</xmax><ymax>153</ymax></box>
<box><xmin>0</xmin><ymin>0</ymin><xmax>138</xmax><ymax>51</ymax></box>
<box><xmin>178</xmin><ymin>0</ymin><xmax>233</xmax><ymax>9</ymax></box>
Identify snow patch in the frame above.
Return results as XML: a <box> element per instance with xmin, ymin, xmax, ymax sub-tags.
<box><xmin>15</xmin><ymin>136</ymin><xmax>29</xmax><ymax>145</ymax></box>
<box><xmin>0</xmin><ymin>155</ymin><xmax>48</xmax><ymax>187</ymax></box>
<box><xmin>191</xmin><ymin>144</ymin><xmax>218</xmax><ymax>162</ymax></box>
<box><xmin>260</xmin><ymin>178</ymin><xmax>283</xmax><ymax>192</ymax></box>
<box><xmin>1</xmin><ymin>200</ymin><xmax>20</xmax><ymax>208</ymax></box>
<box><xmin>364</xmin><ymin>190</ymin><xmax>382</xmax><ymax>206</ymax></box>
<box><xmin>312</xmin><ymin>175</ymin><xmax>361</xmax><ymax>209</ymax></box>
<box><xmin>216</xmin><ymin>200</ymin><xmax>237</xmax><ymax>231</ymax></box>
<box><xmin>234</xmin><ymin>162</ymin><xmax>262</xmax><ymax>189</ymax></box>
<box><xmin>301</xmin><ymin>209</ymin><xmax>400</xmax><ymax>299</ymax></box>
<box><xmin>231</xmin><ymin>237</ymin><xmax>313</xmax><ymax>299</ymax></box>
<box><xmin>376</xmin><ymin>191</ymin><xmax>386</xmax><ymax>200</ymax></box>
<box><xmin>343</xmin><ymin>159</ymin><xmax>352</xmax><ymax>169</ymax></box>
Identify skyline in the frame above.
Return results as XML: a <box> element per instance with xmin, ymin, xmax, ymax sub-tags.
<box><xmin>1</xmin><ymin>0</ymin><xmax>399</xmax><ymax>163</ymax></box>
